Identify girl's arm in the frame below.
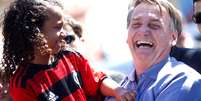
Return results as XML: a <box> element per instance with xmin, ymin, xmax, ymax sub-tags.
<box><xmin>100</xmin><ymin>78</ymin><xmax>136</xmax><ymax>101</ymax></box>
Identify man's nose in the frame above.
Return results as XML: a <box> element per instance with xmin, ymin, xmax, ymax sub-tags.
<box><xmin>137</xmin><ymin>26</ymin><xmax>150</xmax><ymax>36</ymax></box>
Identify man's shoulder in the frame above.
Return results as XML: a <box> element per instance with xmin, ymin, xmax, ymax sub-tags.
<box><xmin>154</xmin><ymin>58</ymin><xmax>201</xmax><ymax>95</ymax></box>
<box><xmin>166</xmin><ymin>57</ymin><xmax>200</xmax><ymax>74</ymax></box>
<box><xmin>160</xmin><ymin>57</ymin><xmax>201</xmax><ymax>83</ymax></box>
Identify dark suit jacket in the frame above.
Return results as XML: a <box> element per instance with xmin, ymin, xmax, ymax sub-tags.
<box><xmin>171</xmin><ymin>46</ymin><xmax>201</xmax><ymax>74</ymax></box>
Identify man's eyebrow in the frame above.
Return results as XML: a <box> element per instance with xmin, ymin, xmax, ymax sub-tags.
<box><xmin>131</xmin><ymin>17</ymin><xmax>161</xmax><ymax>21</ymax></box>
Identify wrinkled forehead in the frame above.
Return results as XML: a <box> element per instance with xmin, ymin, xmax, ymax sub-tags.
<box><xmin>132</xmin><ymin>2</ymin><xmax>170</xmax><ymax>21</ymax></box>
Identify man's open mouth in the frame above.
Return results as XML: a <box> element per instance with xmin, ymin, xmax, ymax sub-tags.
<box><xmin>136</xmin><ymin>40</ymin><xmax>154</xmax><ymax>48</ymax></box>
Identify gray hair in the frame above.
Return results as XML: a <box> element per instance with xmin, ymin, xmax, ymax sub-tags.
<box><xmin>127</xmin><ymin>0</ymin><xmax>182</xmax><ymax>36</ymax></box>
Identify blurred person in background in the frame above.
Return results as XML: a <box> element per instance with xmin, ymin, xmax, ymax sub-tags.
<box><xmin>193</xmin><ymin>0</ymin><xmax>201</xmax><ymax>32</ymax></box>
<box><xmin>105</xmin><ymin>0</ymin><xmax>201</xmax><ymax>101</ymax></box>
<box><xmin>63</xmin><ymin>16</ymin><xmax>83</xmax><ymax>48</ymax></box>
<box><xmin>170</xmin><ymin>0</ymin><xmax>201</xmax><ymax>73</ymax></box>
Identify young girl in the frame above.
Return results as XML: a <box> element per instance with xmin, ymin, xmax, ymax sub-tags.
<box><xmin>1</xmin><ymin>0</ymin><xmax>135</xmax><ymax>101</ymax></box>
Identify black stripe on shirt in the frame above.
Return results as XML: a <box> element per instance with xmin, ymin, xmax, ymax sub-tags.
<box><xmin>19</xmin><ymin>51</ymin><xmax>73</xmax><ymax>88</ymax></box>
<box><xmin>20</xmin><ymin>64</ymin><xmax>52</xmax><ymax>88</ymax></box>
<box><xmin>38</xmin><ymin>71</ymin><xmax>83</xmax><ymax>101</ymax></box>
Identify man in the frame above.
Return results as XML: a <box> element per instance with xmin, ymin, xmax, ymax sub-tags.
<box><xmin>105</xmin><ymin>0</ymin><xmax>201</xmax><ymax>101</ymax></box>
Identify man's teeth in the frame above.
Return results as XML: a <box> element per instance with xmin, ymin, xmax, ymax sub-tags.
<box><xmin>137</xmin><ymin>41</ymin><xmax>153</xmax><ymax>45</ymax></box>
<box><xmin>136</xmin><ymin>41</ymin><xmax>153</xmax><ymax>48</ymax></box>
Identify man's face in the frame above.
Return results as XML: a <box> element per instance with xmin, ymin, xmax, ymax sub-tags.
<box><xmin>127</xmin><ymin>3</ymin><xmax>177</xmax><ymax>68</ymax></box>
<box><xmin>194</xmin><ymin>0</ymin><xmax>201</xmax><ymax>32</ymax></box>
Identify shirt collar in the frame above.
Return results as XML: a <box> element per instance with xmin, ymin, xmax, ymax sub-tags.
<box><xmin>127</xmin><ymin>56</ymin><xmax>169</xmax><ymax>81</ymax></box>
<box><xmin>141</xmin><ymin>55</ymin><xmax>169</xmax><ymax>80</ymax></box>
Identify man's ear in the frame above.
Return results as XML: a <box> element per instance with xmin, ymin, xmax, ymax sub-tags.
<box><xmin>171</xmin><ymin>32</ymin><xmax>178</xmax><ymax>46</ymax></box>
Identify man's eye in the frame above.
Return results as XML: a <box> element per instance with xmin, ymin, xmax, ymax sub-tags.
<box><xmin>131</xmin><ymin>23</ymin><xmax>141</xmax><ymax>29</ymax></box>
<box><xmin>149</xmin><ymin>24</ymin><xmax>160</xmax><ymax>29</ymax></box>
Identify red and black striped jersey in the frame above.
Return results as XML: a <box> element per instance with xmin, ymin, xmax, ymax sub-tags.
<box><xmin>10</xmin><ymin>50</ymin><xmax>106</xmax><ymax>101</ymax></box>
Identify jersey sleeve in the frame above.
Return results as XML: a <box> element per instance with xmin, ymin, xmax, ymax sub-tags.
<box><xmin>67</xmin><ymin>52</ymin><xmax>107</xmax><ymax>96</ymax></box>
<box><xmin>79</xmin><ymin>57</ymin><xmax>107</xmax><ymax>96</ymax></box>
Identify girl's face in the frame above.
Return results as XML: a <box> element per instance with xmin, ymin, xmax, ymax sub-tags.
<box><xmin>41</xmin><ymin>5</ymin><xmax>66</xmax><ymax>55</ymax></box>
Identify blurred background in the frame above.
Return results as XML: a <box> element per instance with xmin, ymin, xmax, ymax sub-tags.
<box><xmin>0</xmin><ymin>0</ymin><xmax>200</xmax><ymax>100</ymax></box>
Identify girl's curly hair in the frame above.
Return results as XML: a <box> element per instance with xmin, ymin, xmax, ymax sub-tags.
<box><xmin>0</xmin><ymin>0</ymin><xmax>63</xmax><ymax>84</ymax></box>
